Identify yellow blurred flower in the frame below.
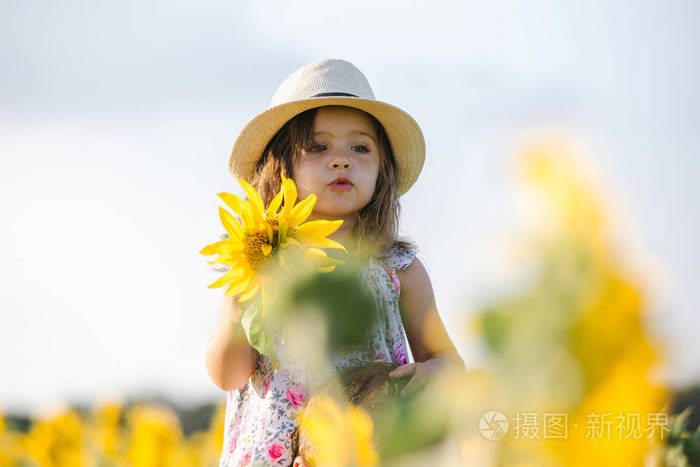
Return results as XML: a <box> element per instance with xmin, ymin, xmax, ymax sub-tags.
<box><xmin>520</xmin><ymin>142</ymin><xmax>606</xmax><ymax>243</ymax></box>
<box><xmin>124</xmin><ymin>404</ymin><xmax>183</xmax><ymax>467</ymax></box>
<box><xmin>297</xmin><ymin>393</ymin><xmax>379</xmax><ymax>466</ymax></box>
<box><xmin>21</xmin><ymin>408</ymin><xmax>86</xmax><ymax>467</ymax></box>
<box><xmin>91</xmin><ymin>399</ymin><xmax>124</xmax><ymax>461</ymax></box>
<box><xmin>0</xmin><ymin>400</ymin><xmax>227</xmax><ymax>467</ymax></box>
<box><xmin>0</xmin><ymin>413</ymin><xmax>22</xmax><ymax>467</ymax></box>
<box><xmin>472</xmin><ymin>142</ymin><xmax>670</xmax><ymax>466</ymax></box>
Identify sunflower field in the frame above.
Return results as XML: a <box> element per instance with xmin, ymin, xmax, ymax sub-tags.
<box><xmin>0</xmin><ymin>399</ymin><xmax>226</xmax><ymax>467</ymax></box>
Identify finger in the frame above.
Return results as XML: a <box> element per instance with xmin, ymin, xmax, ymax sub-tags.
<box><xmin>388</xmin><ymin>363</ymin><xmax>416</xmax><ymax>378</ymax></box>
<box><xmin>401</xmin><ymin>374</ymin><xmax>427</xmax><ymax>396</ymax></box>
<box><xmin>222</xmin><ymin>294</ymin><xmax>246</xmax><ymax>314</ymax></box>
<box><xmin>388</xmin><ymin>363</ymin><xmax>412</xmax><ymax>378</ymax></box>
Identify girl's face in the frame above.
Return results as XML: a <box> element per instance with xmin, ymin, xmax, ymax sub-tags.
<box><xmin>293</xmin><ymin>106</ymin><xmax>381</xmax><ymax>224</ymax></box>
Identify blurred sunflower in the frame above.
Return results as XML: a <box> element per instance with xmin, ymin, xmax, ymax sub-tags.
<box><xmin>296</xmin><ymin>393</ymin><xmax>379</xmax><ymax>466</ymax></box>
<box><xmin>200</xmin><ymin>174</ymin><xmax>347</xmax><ymax>309</ymax></box>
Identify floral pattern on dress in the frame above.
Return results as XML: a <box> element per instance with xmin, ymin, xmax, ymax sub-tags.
<box><xmin>218</xmin><ymin>242</ymin><xmax>417</xmax><ymax>467</ymax></box>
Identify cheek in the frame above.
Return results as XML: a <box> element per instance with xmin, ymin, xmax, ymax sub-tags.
<box><xmin>294</xmin><ymin>180</ymin><xmax>314</xmax><ymax>201</ymax></box>
<box><xmin>364</xmin><ymin>161</ymin><xmax>381</xmax><ymax>195</ymax></box>
<box><xmin>292</xmin><ymin>163</ymin><xmax>318</xmax><ymax>198</ymax></box>
<box><xmin>364</xmin><ymin>176</ymin><xmax>379</xmax><ymax>202</ymax></box>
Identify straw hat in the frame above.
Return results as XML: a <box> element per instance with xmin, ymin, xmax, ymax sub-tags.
<box><xmin>228</xmin><ymin>59</ymin><xmax>425</xmax><ymax>196</ymax></box>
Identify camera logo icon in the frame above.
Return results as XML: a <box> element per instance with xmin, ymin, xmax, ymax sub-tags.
<box><xmin>479</xmin><ymin>410</ymin><xmax>509</xmax><ymax>440</ymax></box>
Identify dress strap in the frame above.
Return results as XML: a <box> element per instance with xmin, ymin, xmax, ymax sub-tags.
<box><xmin>381</xmin><ymin>241</ymin><xmax>417</xmax><ymax>272</ymax></box>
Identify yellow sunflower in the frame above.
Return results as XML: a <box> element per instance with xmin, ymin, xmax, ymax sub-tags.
<box><xmin>200</xmin><ymin>174</ymin><xmax>347</xmax><ymax>308</ymax></box>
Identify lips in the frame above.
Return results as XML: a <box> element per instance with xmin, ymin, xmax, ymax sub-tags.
<box><xmin>329</xmin><ymin>176</ymin><xmax>353</xmax><ymax>190</ymax></box>
<box><xmin>330</xmin><ymin>176</ymin><xmax>353</xmax><ymax>186</ymax></box>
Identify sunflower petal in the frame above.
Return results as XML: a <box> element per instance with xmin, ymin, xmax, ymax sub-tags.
<box><xmin>238</xmin><ymin>178</ymin><xmax>264</xmax><ymax>212</ymax></box>
<box><xmin>207</xmin><ymin>267</ymin><xmax>247</xmax><ymax>289</ymax></box>
<box><xmin>217</xmin><ymin>193</ymin><xmax>251</xmax><ymax>221</ymax></box>
<box><xmin>278</xmin><ymin>250</ymin><xmax>289</xmax><ymax>271</ymax></box>
<box><xmin>259</xmin><ymin>274</ymin><xmax>279</xmax><ymax>317</ymax></box>
<box><xmin>296</xmin><ymin>219</ymin><xmax>344</xmax><ymax>242</ymax></box>
<box><xmin>279</xmin><ymin>175</ymin><xmax>297</xmax><ymax>219</ymax></box>
<box><xmin>299</xmin><ymin>237</ymin><xmax>348</xmax><ymax>253</ymax></box>
<box><xmin>208</xmin><ymin>251</ymin><xmax>244</xmax><ymax>267</ymax></box>
<box><xmin>287</xmin><ymin>194</ymin><xmax>317</xmax><ymax>225</ymax></box>
<box><xmin>303</xmin><ymin>249</ymin><xmax>345</xmax><ymax>272</ymax></box>
<box><xmin>281</xmin><ymin>237</ymin><xmax>301</xmax><ymax>248</ymax></box>
<box><xmin>200</xmin><ymin>239</ymin><xmax>242</xmax><ymax>256</ymax></box>
<box><xmin>303</xmin><ymin>247</ymin><xmax>325</xmax><ymax>260</ymax></box>
<box><xmin>218</xmin><ymin>207</ymin><xmax>246</xmax><ymax>241</ymax></box>
<box><xmin>266</xmin><ymin>189</ymin><xmax>284</xmax><ymax>219</ymax></box>
<box><xmin>224</xmin><ymin>271</ymin><xmax>253</xmax><ymax>296</ymax></box>
<box><xmin>304</xmin><ymin>247</ymin><xmax>342</xmax><ymax>263</ymax></box>
<box><xmin>238</xmin><ymin>279</ymin><xmax>261</xmax><ymax>302</ymax></box>
<box><xmin>278</xmin><ymin>220</ymin><xmax>289</xmax><ymax>246</ymax></box>
<box><xmin>239</xmin><ymin>178</ymin><xmax>266</xmax><ymax>227</ymax></box>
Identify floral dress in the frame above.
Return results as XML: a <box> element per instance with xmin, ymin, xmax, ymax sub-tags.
<box><xmin>218</xmin><ymin>242</ymin><xmax>416</xmax><ymax>467</ymax></box>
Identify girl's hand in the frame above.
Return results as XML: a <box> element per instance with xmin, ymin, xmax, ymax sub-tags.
<box><xmin>388</xmin><ymin>358</ymin><xmax>444</xmax><ymax>396</ymax></box>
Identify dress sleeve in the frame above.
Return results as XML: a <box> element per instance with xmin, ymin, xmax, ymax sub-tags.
<box><xmin>384</xmin><ymin>241</ymin><xmax>417</xmax><ymax>272</ymax></box>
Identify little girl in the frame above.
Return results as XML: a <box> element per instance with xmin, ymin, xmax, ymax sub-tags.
<box><xmin>205</xmin><ymin>58</ymin><xmax>463</xmax><ymax>466</ymax></box>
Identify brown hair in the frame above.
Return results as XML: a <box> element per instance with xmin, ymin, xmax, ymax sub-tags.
<box><xmin>248</xmin><ymin>105</ymin><xmax>413</xmax><ymax>257</ymax></box>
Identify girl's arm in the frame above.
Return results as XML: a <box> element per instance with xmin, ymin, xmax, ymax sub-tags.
<box><xmin>394</xmin><ymin>257</ymin><xmax>465</xmax><ymax>369</ymax></box>
<box><xmin>205</xmin><ymin>295</ymin><xmax>259</xmax><ymax>391</ymax></box>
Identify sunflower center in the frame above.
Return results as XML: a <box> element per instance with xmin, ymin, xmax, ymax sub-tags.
<box><xmin>244</xmin><ymin>231</ymin><xmax>270</xmax><ymax>268</ymax></box>
<box><xmin>244</xmin><ymin>219</ymin><xmax>299</xmax><ymax>268</ymax></box>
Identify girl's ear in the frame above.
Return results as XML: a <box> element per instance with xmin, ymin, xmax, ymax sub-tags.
<box><xmin>292</xmin><ymin>455</ymin><xmax>307</xmax><ymax>467</ymax></box>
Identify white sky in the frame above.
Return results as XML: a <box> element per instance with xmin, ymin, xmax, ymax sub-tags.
<box><xmin>1</xmin><ymin>0</ymin><xmax>698</xmax><ymax>414</ymax></box>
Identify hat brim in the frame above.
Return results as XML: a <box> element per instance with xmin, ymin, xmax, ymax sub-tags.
<box><xmin>228</xmin><ymin>96</ymin><xmax>425</xmax><ymax>196</ymax></box>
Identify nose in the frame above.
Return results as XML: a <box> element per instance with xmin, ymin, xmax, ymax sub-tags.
<box><xmin>328</xmin><ymin>148</ymin><xmax>352</xmax><ymax>170</ymax></box>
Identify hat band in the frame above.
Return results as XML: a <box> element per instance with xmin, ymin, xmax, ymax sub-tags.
<box><xmin>311</xmin><ymin>92</ymin><xmax>359</xmax><ymax>98</ymax></box>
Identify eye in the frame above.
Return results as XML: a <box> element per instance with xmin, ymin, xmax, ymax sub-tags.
<box><xmin>352</xmin><ymin>144</ymin><xmax>370</xmax><ymax>153</ymax></box>
<box><xmin>307</xmin><ymin>142</ymin><xmax>327</xmax><ymax>153</ymax></box>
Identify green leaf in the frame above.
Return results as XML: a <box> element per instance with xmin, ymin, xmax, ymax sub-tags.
<box><xmin>685</xmin><ymin>422</ymin><xmax>700</xmax><ymax>466</ymax></box>
<box><xmin>668</xmin><ymin>408</ymin><xmax>692</xmax><ymax>445</ymax></box>
<box><xmin>240</xmin><ymin>303</ymin><xmax>275</xmax><ymax>360</ymax></box>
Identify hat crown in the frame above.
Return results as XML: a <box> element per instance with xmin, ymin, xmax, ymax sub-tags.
<box><xmin>269</xmin><ymin>59</ymin><xmax>376</xmax><ymax>108</ymax></box>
